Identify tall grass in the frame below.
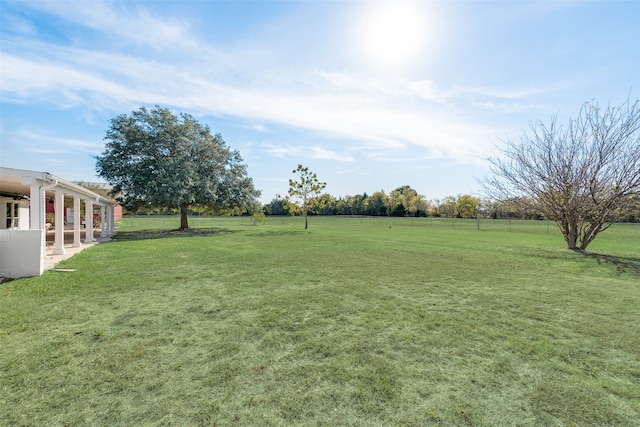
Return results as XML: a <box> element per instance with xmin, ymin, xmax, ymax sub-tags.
<box><xmin>1</xmin><ymin>217</ymin><xmax>638</xmax><ymax>426</ymax></box>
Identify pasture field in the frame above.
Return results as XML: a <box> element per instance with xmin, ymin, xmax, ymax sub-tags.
<box><xmin>1</xmin><ymin>216</ymin><xmax>639</xmax><ymax>426</ymax></box>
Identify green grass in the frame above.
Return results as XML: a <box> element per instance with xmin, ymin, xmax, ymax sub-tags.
<box><xmin>1</xmin><ymin>216</ymin><xmax>639</xmax><ymax>426</ymax></box>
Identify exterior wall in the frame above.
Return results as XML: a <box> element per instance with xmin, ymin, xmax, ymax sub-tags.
<box><xmin>18</xmin><ymin>202</ymin><xmax>30</xmax><ymax>230</ymax></box>
<box><xmin>0</xmin><ymin>229</ymin><xmax>45</xmax><ymax>278</ymax></box>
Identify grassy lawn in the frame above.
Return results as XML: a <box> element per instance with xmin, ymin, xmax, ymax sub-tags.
<box><xmin>1</xmin><ymin>216</ymin><xmax>639</xmax><ymax>426</ymax></box>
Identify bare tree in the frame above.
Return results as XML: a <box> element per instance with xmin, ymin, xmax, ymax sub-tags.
<box><xmin>483</xmin><ymin>98</ymin><xmax>640</xmax><ymax>250</ymax></box>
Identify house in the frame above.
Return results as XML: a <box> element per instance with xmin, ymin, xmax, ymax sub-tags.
<box><xmin>0</xmin><ymin>167</ymin><xmax>119</xmax><ymax>279</ymax></box>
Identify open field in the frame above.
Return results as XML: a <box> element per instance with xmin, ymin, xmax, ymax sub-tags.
<box><xmin>1</xmin><ymin>217</ymin><xmax>639</xmax><ymax>426</ymax></box>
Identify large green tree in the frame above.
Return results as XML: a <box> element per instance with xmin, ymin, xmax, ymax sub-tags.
<box><xmin>288</xmin><ymin>164</ymin><xmax>326</xmax><ymax>229</ymax></box>
<box><xmin>364</xmin><ymin>191</ymin><xmax>389</xmax><ymax>216</ymax></box>
<box><xmin>456</xmin><ymin>194</ymin><xmax>481</xmax><ymax>219</ymax></box>
<box><xmin>96</xmin><ymin>106</ymin><xmax>260</xmax><ymax>230</ymax></box>
<box><xmin>484</xmin><ymin>98</ymin><xmax>640</xmax><ymax>250</ymax></box>
<box><xmin>439</xmin><ymin>196</ymin><xmax>458</xmax><ymax>218</ymax></box>
<box><xmin>264</xmin><ymin>195</ymin><xmax>290</xmax><ymax>216</ymax></box>
<box><xmin>389</xmin><ymin>185</ymin><xmax>426</xmax><ymax>216</ymax></box>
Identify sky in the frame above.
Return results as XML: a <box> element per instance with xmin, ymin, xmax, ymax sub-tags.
<box><xmin>1</xmin><ymin>0</ymin><xmax>639</xmax><ymax>204</ymax></box>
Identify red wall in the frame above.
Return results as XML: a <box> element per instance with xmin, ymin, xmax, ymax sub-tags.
<box><xmin>45</xmin><ymin>197</ymin><xmax>68</xmax><ymax>222</ymax></box>
<box><xmin>45</xmin><ymin>197</ymin><xmax>122</xmax><ymax>223</ymax></box>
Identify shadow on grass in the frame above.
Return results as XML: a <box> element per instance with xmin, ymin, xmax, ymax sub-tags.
<box><xmin>251</xmin><ymin>229</ymin><xmax>307</xmax><ymax>238</ymax></box>
<box><xmin>580</xmin><ymin>251</ymin><xmax>640</xmax><ymax>276</ymax></box>
<box><xmin>114</xmin><ymin>227</ymin><xmax>236</xmax><ymax>242</ymax></box>
<box><xmin>520</xmin><ymin>247</ymin><xmax>640</xmax><ymax>277</ymax></box>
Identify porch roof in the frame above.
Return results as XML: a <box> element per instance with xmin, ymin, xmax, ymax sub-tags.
<box><xmin>0</xmin><ymin>167</ymin><xmax>116</xmax><ymax>206</ymax></box>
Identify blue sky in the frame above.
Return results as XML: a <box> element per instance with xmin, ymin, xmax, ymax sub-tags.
<box><xmin>1</xmin><ymin>0</ymin><xmax>638</xmax><ymax>203</ymax></box>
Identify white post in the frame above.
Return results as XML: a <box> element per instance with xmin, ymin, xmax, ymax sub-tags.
<box><xmin>100</xmin><ymin>205</ymin><xmax>107</xmax><ymax>237</ymax></box>
<box><xmin>28</xmin><ymin>184</ymin><xmax>44</xmax><ymax>230</ymax></box>
<box><xmin>53</xmin><ymin>191</ymin><xmax>66</xmax><ymax>255</ymax></box>
<box><xmin>72</xmin><ymin>196</ymin><xmax>82</xmax><ymax>248</ymax></box>
<box><xmin>108</xmin><ymin>206</ymin><xmax>115</xmax><ymax>233</ymax></box>
<box><xmin>25</xmin><ymin>181</ymin><xmax>47</xmax><ymax>264</ymax></box>
<box><xmin>84</xmin><ymin>200</ymin><xmax>94</xmax><ymax>244</ymax></box>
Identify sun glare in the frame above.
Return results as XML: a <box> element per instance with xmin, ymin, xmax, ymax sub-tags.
<box><xmin>359</xmin><ymin>2</ymin><xmax>426</xmax><ymax>69</ymax></box>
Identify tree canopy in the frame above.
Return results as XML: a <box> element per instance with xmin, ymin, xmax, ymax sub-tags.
<box><xmin>483</xmin><ymin>98</ymin><xmax>640</xmax><ymax>250</ymax></box>
<box><xmin>455</xmin><ymin>194</ymin><xmax>481</xmax><ymax>219</ymax></box>
<box><xmin>96</xmin><ymin>106</ymin><xmax>260</xmax><ymax>229</ymax></box>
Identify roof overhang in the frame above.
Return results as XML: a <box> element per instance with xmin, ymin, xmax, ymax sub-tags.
<box><xmin>0</xmin><ymin>167</ymin><xmax>116</xmax><ymax>206</ymax></box>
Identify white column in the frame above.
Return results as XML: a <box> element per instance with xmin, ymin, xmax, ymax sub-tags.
<box><xmin>18</xmin><ymin>201</ymin><xmax>30</xmax><ymax>230</ymax></box>
<box><xmin>84</xmin><ymin>200</ymin><xmax>94</xmax><ymax>243</ymax></box>
<box><xmin>100</xmin><ymin>206</ymin><xmax>107</xmax><ymax>237</ymax></box>
<box><xmin>25</xmin><ymin>181</ymin><xmax>47</xmax><ymax>264</ymax></box>
<box><xmin>72</xmin><ymin>196</ymin><xmax>82</xmax><ymax>248</ymax></box>
<box><xmin>28</xmin><ymin>185</ymin><xmax>45</xmax><ymax>230</ymax></box>
<box><xmin>108</xmin><ymin>206</ymin><xmax>115</xmax><ymax>233</ymax></box>
<box><xmin>53</xmin><ymin>191</ymin><xmax>66</xmax><ymax>255</ymax></box>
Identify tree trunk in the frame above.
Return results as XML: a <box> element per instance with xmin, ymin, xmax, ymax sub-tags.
<box><xmin>579</xmin><ymin>220</ymin><xmax>608</xmax><ymax>251</ymax></box>
<box><xmin>566</xmin><ymin>225</ymin><xmax>577</xmax><ymax>250</ymax></box>
<box><xmin>579</xmin><ymin>231</ymin><xmax>598</xmax><ymax>251</ymax></box>
<box><xmin>558</xmin><ymin>218</ymin><xmax>577</xmax><ymax>250</ymax></box>
<box><xmin>304</xmin><ymin>211</ymin><xmax>308</xmax><ymax>230</ymax></box>
<box><xmin>180</xmin><ymin>205</ymin><xmax>189</xmax><ymax>230</ymax></box>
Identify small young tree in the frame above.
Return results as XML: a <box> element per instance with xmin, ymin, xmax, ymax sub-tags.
<box><xmin>251</xmin><ymin>211</ymin><xmax>266</xmax><ymax>226</ymax></box>
<box><xmin>288</xmin><ymin>164</ymin><xmax>326</xmax><ymax>230</ymax></box>
<box><xmin>483</xmin><ymin>98</ymin><xmax>640</xmax><ymax>250</ymax></box>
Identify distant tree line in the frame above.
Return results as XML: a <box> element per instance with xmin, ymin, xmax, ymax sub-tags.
<box><xmin>112</xmin><ymin>185</ymin><xmax>640</xmax><ymax>223</ymax></box>
<box><xmin>263</xmin><ymin>186</ymin><xmax>640</xmax><ymax>222</ymax></box>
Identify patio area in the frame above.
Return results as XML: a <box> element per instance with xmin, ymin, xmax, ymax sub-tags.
<box><xmin>44</xmin><ymin>227</ymin><xmax>112</xmax><ymax>270</ymax></box>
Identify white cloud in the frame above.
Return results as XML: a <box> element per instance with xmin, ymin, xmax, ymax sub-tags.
<box><xmin>2</xmin><ymin>39</ymin><xmax>499</xmax><ymax>161</ymax></box>
<box><xmin>409</xmin><ymin>80</ymin><xmax>450</xmax><ymax>104</ymax></box>
<box><xmin>3</xmin><ymin>13</ymin><xmax>36</xmax><ymax>35</ymax></box>
<box><xmin>455</xmin><ymin>85</ymin><xmax>553</xmax><ymax>100</ymax></box>
<box><xmin>470</xmin><ymin>99</ymin><xmax>540</xmax><ymax>113</ymax></box>
<box><xmin>263</xmin><ymin>144</ymin><xmax>354</xmax><ymax>162</ymax></box>
<box><xmin>0</xmin><ymin>51</ymin><xmax>139</xmax><ymax>109</ymax></box>
<box><xmin>5</xmin><ymin>129</ymin><xmax>102</xmax><ymax>155</ymax></box>
<box><xmin>243</xmin><ymin>124</ymin><xmax>270</xmax><ymax>133</ymax></box>
<box><xmin>16</xmin><ymin>0</ymin><xmax>198</xmax><ymax>53</ymax></box>
<box><xmin>1</xmin><ymin>1</ymin><xmax>515</xmax><ymax>167</ymax></box>
<box><xmin>310</xmin><ymin>147</ymin><xmax>354</xmax><ymax>162</ymax></box>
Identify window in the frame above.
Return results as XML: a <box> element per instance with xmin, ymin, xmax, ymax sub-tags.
<box><xmin>5</xmin><ymin>201</ymin><xmax>19</xmax><ymax>229</ymax></box>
